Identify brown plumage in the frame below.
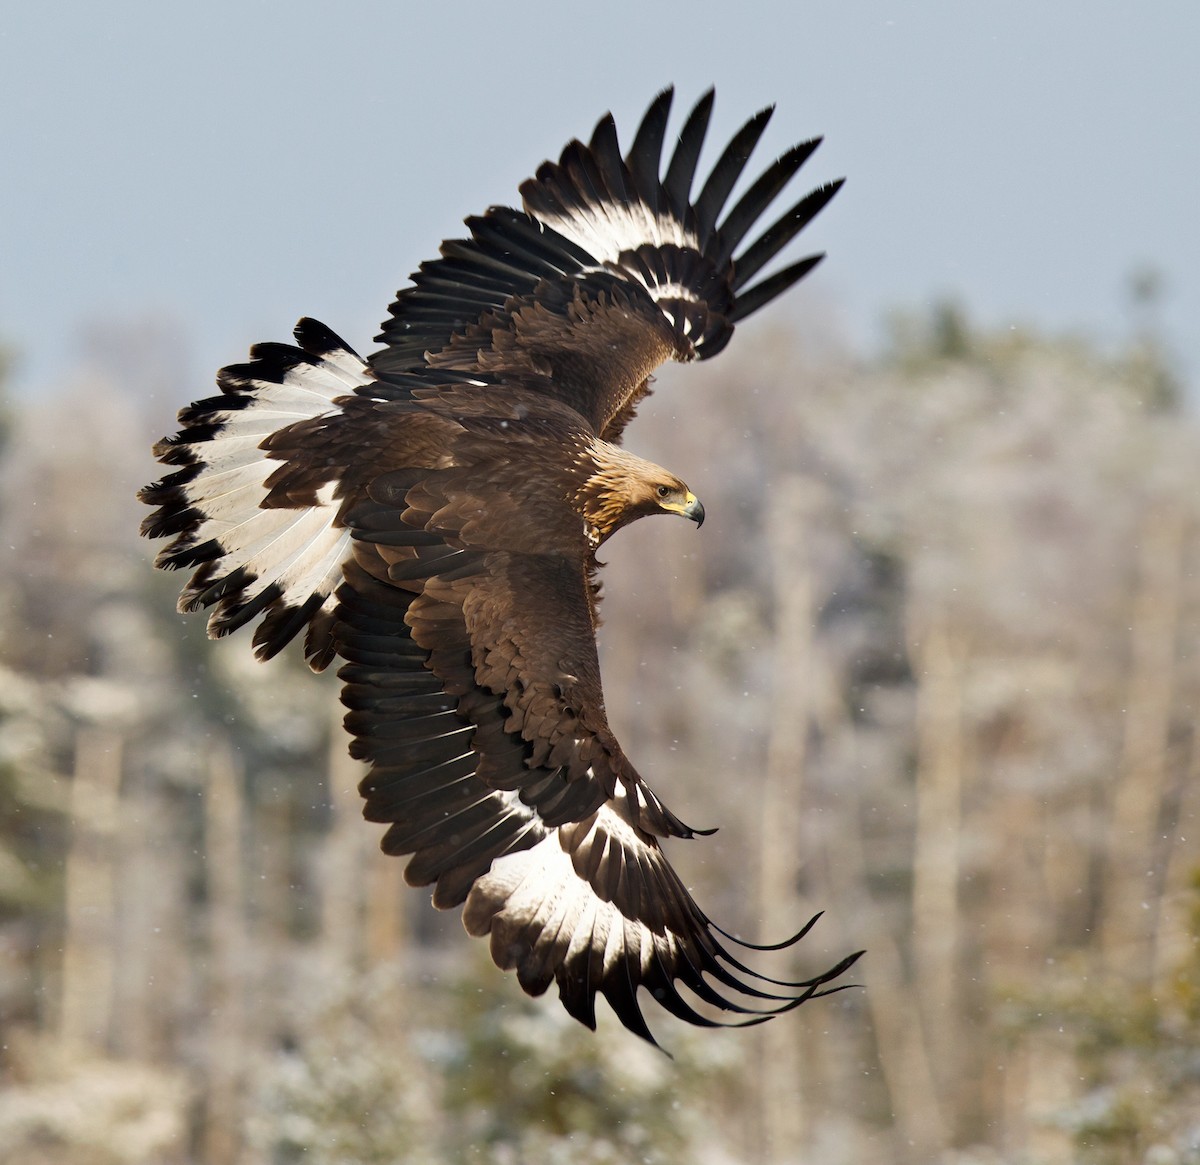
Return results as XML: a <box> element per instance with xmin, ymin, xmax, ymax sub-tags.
<box><xmin>139</xmin><ymin>88</ymin><xmax>860</xmax><ymax>1044</ymax></box>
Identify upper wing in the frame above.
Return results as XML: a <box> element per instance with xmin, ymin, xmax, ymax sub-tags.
<box><xmin>371</xmin><ymin>87</ymin><xmax>842</xmax><ymax>441</ymax></box>
<box><xmin>339</xmin><ymin>497</ymin><xmax>860</xmax><ymax>1043</ymax></box>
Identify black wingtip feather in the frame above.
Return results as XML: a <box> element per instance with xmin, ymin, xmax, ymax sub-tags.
<box><xmin>712</xmin><ymin>910</ymin><xmax>825</xmax><ymax>952</ymax></box>
<box><xmin>142</xmin><ymin>502</ymin><xmax>204</xmax><ymax>542</ymax></box>
<box><xmin>253</xmin><ymin>591</ymin><xmax>329</xmax><ymax>661</ymax></box>
<box><xmin>294</xmin><ymin>317</ymin><xmax>360</xmax><ymax>360</ymax></box>
<box><xmin>155</xmin><ymin>537</ymin><xmax>225</xmax><ymax>571</ymax></box>
<box><xmin>726</xmin><ymin>253</ymin><xmax>826</xmax><ymax>328</ymax></box>
<box><xmin>208</xmin><ymin>582</ymin><xmax>281</xmax><ymax>637</ymax></box>
<box><xmin>587</xmin><ymin>113</ymin><xmax>632</xmax><ymax>208</ymax></box>
<box><xmin>731</xmin><ymin>178</ymin><xmax>844</xmax><ymax>292</ymax></box>
<box><xmin>625</xmin><ymin>87</ymin><xmax>674</xmax><ymax>208</ymax></box>
<box><xmin>662</xmin><ymin>88</ymin><xmax>715</xmax><ymax>216</ymax></box>
<box><xmin>692</xmin><ymin>105</ymin><xmax>774</xmax><ymax>247</ymax></box>
<box><xmin>713</xmin><ymin>137</ymin><xmax>823</xmax><ymax>267</ymax></box>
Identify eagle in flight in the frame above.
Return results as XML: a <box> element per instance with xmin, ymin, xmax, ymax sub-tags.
<box><xmin>141</xmin><ymin>88</ymin><xmax>861</xmax><ymax>1044</ymax></box>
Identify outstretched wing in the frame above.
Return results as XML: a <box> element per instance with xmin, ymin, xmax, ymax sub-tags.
<box><xmin>338</xmin><ymin>495</ymin><xmax>860</xmax><ymax>1043</ymax></box>
<box><xmin>371</xmin><ymin>87</ymin><xmax>842</xmax><ymax>441</ymax></box>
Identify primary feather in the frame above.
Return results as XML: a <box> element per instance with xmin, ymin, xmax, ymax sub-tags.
<box><xmin>140</xmin><ymin>88</ymin><xmax>859</xmax><ymax>1044</ymax></box>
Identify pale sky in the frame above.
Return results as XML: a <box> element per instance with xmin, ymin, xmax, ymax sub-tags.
<box><xmin>3</xmin><ymin>2</ymin><xmax>1197</xmax><ymax>403</ymax></box>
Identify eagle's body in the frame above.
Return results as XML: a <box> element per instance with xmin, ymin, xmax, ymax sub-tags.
<box><xmin>141</xmin><ymin>89</ymin><xmax>860</xmax><ymax>1043</ymax></box>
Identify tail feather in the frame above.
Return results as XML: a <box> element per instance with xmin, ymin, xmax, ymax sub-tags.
<box><xmin>140</xmin><ymin>319</ymin><xmax>368</xmax><ymax>666</ymax></box>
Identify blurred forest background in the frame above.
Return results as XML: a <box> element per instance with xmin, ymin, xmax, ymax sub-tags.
<box><xmin>1</xmin><ymin>289</ymin><xmax>1198</xmax><ymax>1165</ymax></box>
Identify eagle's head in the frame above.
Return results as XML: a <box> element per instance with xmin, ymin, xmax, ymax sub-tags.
<box><xmin>576</xmin><ymin>441</ymin><xmax>704</xmax><ymax>548</ymax></box>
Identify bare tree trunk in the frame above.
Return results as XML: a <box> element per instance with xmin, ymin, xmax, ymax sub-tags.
<box><xmin>320</xmin><ymin>701</ymin><xmax>369</xmax><ymax>970</ymax></box>
<box><xmin>251</xmin><ymin>783</ymin><xmax>295</xmax><ymax>1043</ymax></box>
<box><xmin>909</xmin><ymin>608</ymin><xmax>966</xmax><ymax>1137</ymax></box>
<box><xmin>1101</xmin><ymin>500</ymin><xmax>1184</xmax><ymax>979</ymax></box>
<box><xmin>755</xmin><ymin>479</ymin><xmax>817</xmax><ymax>1163</ymax></box>
<box><xmin>108</xmin><ymin>762</ymin><xmax>154</xmax><ymax>1062</ymax></box>
<box><xmin>365</xmin><ymin>847</ymin><xmax>407</xmax><ymax>970</ymax></box>
<box><xmin>58</xmin><ymin>726</ymin><xmax>123</xmax><ymax>1053</ymax></box>
<box><xmin>1152</xmin><ymin>713</ymin><xmax>1200</xmax><ymax>991</ymax></box>
<box><xmin>824</xmin><ymin>718</ymin><xmax>949</xmax><ymax>1163</ymax></box>
<box><xmin>203</xmin><ymin>740</ymin><xmax>247</xmax><ymax>1165</ymax></box>
<box><xmin>1002</xmin><ymin>1031</ymin><xmax>1078</xmax><ymax>1164</ymax></box>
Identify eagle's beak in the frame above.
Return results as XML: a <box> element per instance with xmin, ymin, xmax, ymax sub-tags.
<box><xmin>659</xmin><ymin>490</ymin><xmax>705</xmax><ymax>526</ymax></box>
<box><xmin>681</xmin><ymin>492</ymin><xmax>705</xmax><ymax>527</ymax></box>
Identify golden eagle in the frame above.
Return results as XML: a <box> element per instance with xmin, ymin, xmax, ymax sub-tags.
<box><xmin>141</xmin><ymin>88</ymin><xmax>861</xmax><ymax>1043</ymax></box>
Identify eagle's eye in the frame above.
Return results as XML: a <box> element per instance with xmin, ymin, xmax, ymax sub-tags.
<box><xmin>656</xmin><ymin>485</ymin><xmax>672</xmax><ymax>499</ymax></box>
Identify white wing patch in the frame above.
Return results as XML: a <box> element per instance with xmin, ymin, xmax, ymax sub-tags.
<box><xmin>144</xmin><ymin>325</ymin><xmax>375</xmax><ymax>659</ymax></box>
<box><xmin>534</xmin><ymin>205</ymin><xmax>699</xmax><ymax>269</ymax></box>
<box><xmin>179</xmin><ymin>356</ymin><xmax>366</xmax><ymax>626</ymax></box>
<box><xmin>464</xmin><ymin>804</ymin><xmax>664</xmax><ymax>979</ymax></box>
<box><xmin>532</xmin><ymin>202</ymin><xmax>710</xmax><ymax>325</ymax></box>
